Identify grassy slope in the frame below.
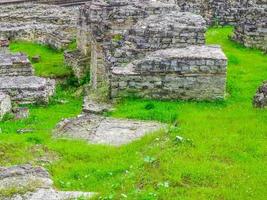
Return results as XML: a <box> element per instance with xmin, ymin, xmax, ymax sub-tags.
<box><xmin>0</xmin><ymin>27</ymin><xmax>266</xmax><ymax>200</ymax></box>
<box><xmin>9</xmin><ymin>41</ymin><xmax>72</xmax><ymax>78</ymax></box>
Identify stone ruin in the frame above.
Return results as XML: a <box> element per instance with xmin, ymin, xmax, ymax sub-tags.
<box><xmin>76</xmin><ymin>0</ymin><xmax>227</xmax><ymax>101</ymax></box>
<box><xmin>0</xmin><ymin>3</ymin><xmax>77</xmax><ymax>49</ymax></box>
<box><xmin>0</xmin><ymin>164</ymin><xmax>95</xmax><ymax>199</ymax></box>
<box><xmin>233</xmin><ymin>0</ymin><xmax>267</xmax><ymax>52</ymax></box>
<box><xmin>253</xmin><ymin>81</ymin><xmax>267</xmax><ymax>108</ymax></box>
<box><xmin>0</xmin><ymin>39</ymin><xmax>55</xmax><ymax>120</ymax></box>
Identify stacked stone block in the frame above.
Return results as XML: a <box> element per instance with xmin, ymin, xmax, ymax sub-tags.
<box><xmin>233</xmin><ymin>2</ymin><xmax>267</xmax><ymax>52</ymax></box>
<box><xmin>0</xmin><ymin>3</ymin><xmax>77</xmax><ymax>49</ymax></box>
<box><xmin>0</xmin><ymin>76</ymin><xmax>55</xmax><ymax>104</ymax></box>
<box><xmin>0</xmin><ymin>53</ymin><xmax>34</xmax><ymax>76</ymax></box>
<box><xmin>0</xmin><ymin>41</ymin><xmax>55</xmax><ymax>104</ymax></box>
<box><xmin>78</xmin><ymin>0</ymin><xmax>227</xmax><ymax>101</ymax></box>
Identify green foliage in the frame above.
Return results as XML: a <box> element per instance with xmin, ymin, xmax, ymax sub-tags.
<box><xmin>9</xmin><ymin>41</ymin><xmax>72</xmax><ymax>78</ymax></box>
<box><xmin>0</xmin><ymin>27</ymin><xmax>267</xmax><ymax>200</ymax></box>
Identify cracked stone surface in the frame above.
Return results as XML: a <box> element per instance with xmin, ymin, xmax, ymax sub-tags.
<box><xmin>54</xmin><ymin>114</ymin><xmax>164</xmax><ymax>146</ymax></box>
<box><xmin>0</xmin><ymin>164</ymin><xmax>95</xmax><ymax>200</ymax></box>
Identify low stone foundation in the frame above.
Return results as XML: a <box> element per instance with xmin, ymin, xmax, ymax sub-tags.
<box><xmin>0</xmin><ymin>76</ymin><xmax>55</xmax><ymax>104</ymax></box>
<box><xmin>111</xmin><ymin>45</ymin><xmax>227</xmax><ymax>100</ymax></box>
<box><xmin>0</xmin><ymin>52</ymin><xmax>34</xmax><ymax>76</ymax></box>
<box><xmin>0</xmin><ymin>3</ymin><xmax>77</xmax><ymax>49</ymax></box>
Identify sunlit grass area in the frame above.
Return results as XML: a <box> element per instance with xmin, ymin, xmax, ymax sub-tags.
<box><xmin>9</xmin><ymin>41</ymin><xmax>72</xmax><ymax>78</ymax></box>
<box><xmin>0</xmin><ymin>27</ymin><xmax>266</xmax><ymax>200</ymax></box>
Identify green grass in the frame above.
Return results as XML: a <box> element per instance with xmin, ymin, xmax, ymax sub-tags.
<box><xmin>9</xmin><ymin>41</ymin><xmax>72</xmax><ymax>78</ymax></box>
<box><xmin>0</xmin><ymin>27</ymin><xmax>267</xmax><ymax>200</ymax></box>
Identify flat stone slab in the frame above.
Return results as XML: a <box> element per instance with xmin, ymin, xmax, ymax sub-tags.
<box><xmin>0</xmin><ymin>92</ymin><xmax>11</xmax><ymax>120</ymax></box>
<box><xmin>0</xmin><ymin>164</ymin><xmax>95</xmax><ymax>200</ymax></box>
<box><xmin>0</xmin><ymin>76</ymin><xmax>55</xmax><ymax>104</ymax></box>
<box><xmin>54</xmin><ymin>114</ymin><xmax>164</xmax><ymax>146</ymax></box>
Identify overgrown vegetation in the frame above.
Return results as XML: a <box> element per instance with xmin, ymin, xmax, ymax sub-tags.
<box><xmin>0</xmin><ymin>27</ymin><xmax>267</xmax><ymax>200</ymax></box>
<box><xmin>9</xmin><ymin>41</ymin><xmax>72</xmax><ymax>78</ymax></box>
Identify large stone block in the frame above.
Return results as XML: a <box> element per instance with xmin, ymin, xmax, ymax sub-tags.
<box><xmin>0</xmin><ymin>52</ymin><xmax>34</xmax><ymax>76</ymax></box>
<box><xmin>0</xmin><ymin>76</ymin><xmax>55</xmax><ymax>104</ymax></box>
<box><xmin>111</xmin><ymin>45</ymin><xmax>227</xmax><ymax>100</ymax></box>
<box><xmin>0</xmin><ymin>92</ymin><xmax>11</xmax><ymax>120</ymax></box>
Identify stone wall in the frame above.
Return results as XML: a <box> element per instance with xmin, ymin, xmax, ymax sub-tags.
<box><xmin>233</xmin><ymin>2</ymin><xmax>267</xmax><ymax>52</ymax></box>
<box><xmin>0</xmin><ymin>3</ymin><xmax>77</xmax><ymax>49</ymax></box>
<box><xmin>77</xmin><ymin>0</ymin><xmax>227</xmax><ymax>101</ymax></box>
<box><xmin>173</xmin><ymin>0</ymin><xmax>258</xmax><ymax>25</ymax></box>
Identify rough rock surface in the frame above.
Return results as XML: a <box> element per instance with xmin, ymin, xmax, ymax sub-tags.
<box><xmin>253</xmin><ymin>81</ymin><xmax>267</xmax><ymax>108</ymax></box>
<box><xmin>0</xmin><ymin>164</ymin><xmax>94</xmax><ymax>200</ymax></box>
<box><xmin>0</xmin><ymin>92</ymin><xmax>11</xmax><ymax>120</ymax></box>
<box><xmin>233</xmin><ymin>2</ymin><xmax>267</xmax><ymax>52</ymax></box>
<box><xmin>0</xmin><ymin>52</ymin><xmax>34</xmax><ymax>76</ymax></box>
<box><xmin>83</xmin><ymin>96</ymin><xmax>113</xmax><ymax>114</ymax></box>
<box><xmin>54</xmin><ymin>114</ymin><xmax>164</xmax><ymax>146</ymax></box>
<box><xmin>0</xmin><ymin>3</ymin><xmax>77</xmax><ymax>49</ymax></box>
<box><xmin>0</xmin><ymin>76</ymin><xmax>55</xmax><ymax>104</ymax></box>
<box><xmin>64</xmin><ymin>49</ymin><xmax>90</xmax><ymax>81</ymax></box>
<box><xmin>78</xmin><ymin>0</ymin><xmax>227</xmax><ymax>101</ymax></box>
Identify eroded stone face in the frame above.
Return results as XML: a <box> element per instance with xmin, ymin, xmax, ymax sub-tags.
<box><xmin>0</xmin><ymin>3</ymin><xmax>77</xmax><ymax>49</ymax></box>
<box><xmin>54</xmin><ymin>114</ymin><xmax>164</xmax><ymax>146</ymax></box>
<box><xmin>0</xmin><ymin>92</ymin><xmax>11</xmax><ymax>120</ymax></box>
<box><xmin>0</xmin><ymin>164</ymin><xmax>95</xmax><ymax>200</ymax></box>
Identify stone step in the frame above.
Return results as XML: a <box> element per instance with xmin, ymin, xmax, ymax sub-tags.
<box><xmin>0</xmin><ymin>52</ymin><xmax>34</xmax><ymax>77</ymax></box>
<box><xmin>111</xmin><ymin>45</ymin><xmax>227</xmax><ymax>100</ymax></box>
<box><xmin>0</xmin><ymin>76</ymin><xmax>55</xmax><ymax>104</ymax></box>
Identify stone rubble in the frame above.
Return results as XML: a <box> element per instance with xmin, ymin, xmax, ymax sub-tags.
<box><xmin>0</xmin><ymin>164</ymin><xmax>95</xmax><ymax>200</ymax></box>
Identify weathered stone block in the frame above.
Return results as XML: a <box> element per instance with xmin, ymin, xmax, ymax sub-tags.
<box><xmin>0</xmin><ymin>76</ymin><xmax>55</xmax><ymax>104</ymax></box>
<box><xmin>0</xmin><ymin>52</ymin><xmax>34</xmax><ymax>76</ymax></box>
<box><xmin>0</xmin><ymin>92</ymin><xmax>11</xmax><ymax>120</ymax></box>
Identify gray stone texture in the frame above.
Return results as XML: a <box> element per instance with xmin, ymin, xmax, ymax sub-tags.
<box><xmin>253</xmin><ymin>81</ymin><xmax>267</xmax><ymax>108</ymax></box>
<box><xmin>0</xmin><ymin>92</ymin><xmax>11</xmax><ymax>120</ymax></box>
<box><xmin>64</xmin><ymin>49</ymin><xmax>90</xmax><ymax>81</ymax></box>
<box><xmin>0</xmin><ymin>3</ymin><xmax>77</xmax><ymax>49</ymax></box>
<box><xmin>233</xmin><ymin>2</ymin><xmax>267</xmax><ymax>52</ymax></box>
<box><xmin>0</xmin><ymin>52</ymin><xmax>34</xmax><ymax>76</ymax></box>
<box><xmin>0</xmin><ymin>76</ymin><xmax>55</xmax><ymax>104</ymax></box>
<box><xmin>54</xmin><ymin>114</ymin><xmax>164</xmax><ymax>146</ymax></box>
<box><xmin>0</xmin><ymin>164</ymin><xmax>94</xmax><ymax>200</ymax></box>
<box><xmin>77</xmin><ymin>0</ymin><xmax>227</xmax><ymax>100</ymax></box>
